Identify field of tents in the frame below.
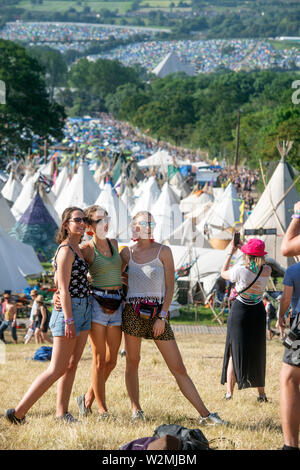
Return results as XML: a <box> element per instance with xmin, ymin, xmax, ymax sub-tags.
<box><xmin>0</xmin><ymin>117</ymin><xmax>297</xmax><ymax>315</ymax></box>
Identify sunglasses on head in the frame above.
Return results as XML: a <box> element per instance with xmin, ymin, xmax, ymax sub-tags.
<box><xmin>91</xmin><ymin>216</ymin><xmax>111</xmax><ymax>224</ymax></box>
<box><xmin>69</xmin><ymin>217</ymin><xmax>88</xmax><ymax>224</ymax></box>
<box><xmin>139</xmin><ymin>221</ymin><xmax>155</xmax><ymax>228</ymax></box>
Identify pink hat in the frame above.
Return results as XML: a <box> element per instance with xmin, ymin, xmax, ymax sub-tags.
<box><xmin>241</xmin><ymin>238</ymin><xmax>267</xmax><ymax>257</ymax></box>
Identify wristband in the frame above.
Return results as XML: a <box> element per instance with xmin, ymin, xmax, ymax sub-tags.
<box><xmin>63</xmin><ymin>318</ymin><xmax>74</xmax><ymax>325</ymax></box>
<box><xmin>291</xmin><ymin>214</ymin><xmax>300</xmax><ymax>219</ymax></box>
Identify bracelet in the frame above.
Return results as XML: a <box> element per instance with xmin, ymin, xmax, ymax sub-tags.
<box><xmin>291</xmin><ymin>214</ymin><xmax>300</xmax><ymax>219</ymax></box>
<box><xmin>226</xmin><ymin>253</ymin><xmax>233</xmax><ymax>257</ymax></box>
<box><xmin>63</xmin><ymin>318</ymin><xmax>74</xmax><ymax>325</ymax></box>
<box><xmin>159</xmin><ymin>310</ymin><xmax>168</xmax><ymax>319</ymax></box>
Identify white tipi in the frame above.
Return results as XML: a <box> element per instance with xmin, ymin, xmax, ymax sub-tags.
<box><xmin>243</xmin><ymin>152</ymin><xmax>300</xmax><ymax>268</ymax></box>
<box><xmin>1</xmin><ymin>171</ymin><xmax>23</xmax><ymax>204</ymax></box>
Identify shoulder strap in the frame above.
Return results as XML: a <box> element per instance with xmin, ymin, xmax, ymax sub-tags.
<box><xmin>236</xmin><ymin>265</ymin><xmax>263</xmax><ymax>295</ymax></box>
<box><xmin>106</xmin><ymin>238</ymin><xmax>114</xmax><ymax>257</ymax></box>
<box><xmin>53</xmin><ymin>244</ymin><xmax>75</xmax><ymax>267</ymax></box>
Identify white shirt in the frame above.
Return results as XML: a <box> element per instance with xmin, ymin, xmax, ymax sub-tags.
<box><xmin>229</xmin><ymin>264</ymin><xmax>271</xmax><ymax>305</ymax></box>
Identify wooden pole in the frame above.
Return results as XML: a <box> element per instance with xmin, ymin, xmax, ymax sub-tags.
<box><xmin>234</xmin><ymin>110</ymin><xmax>240</xmax><ymax>170</ymax></box>
<box><xmin>44</xmin><ymin>139</ymin><xmax>48</xmax><ymax>164</ymax></box>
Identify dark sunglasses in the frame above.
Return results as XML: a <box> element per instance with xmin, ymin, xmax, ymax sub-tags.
<box><xmin>69</xmin><ymin>217</ymin><xmax>88</xmax><ymax>224</ymax></box>
<box><xmin>91</xmin><ymin>217</ymin><xmax>111</xmax><ymax>224</ymax></box>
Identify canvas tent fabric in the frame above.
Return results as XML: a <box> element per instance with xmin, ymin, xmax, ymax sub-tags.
<box><xmin>0</xmin><ymin>193</ymin><xmax>16</xmax><ymax>232</ymax></box>
<box><xmin>243</xmin><ymin>159</ymin><xmax>299</xmax><ymax>268</ymax></box>
<box><xmin>94</xmin><ymin>182</ymin><xmax>131</xmax><ymax>241</ymax></box>
<box><xmin>152</xmin><ymin>183</ymin><xmax>183</xmax><ymax>242</ymax></box>
<box><xmin>133</xmin><ymin>176</ymin><xmax>161</xmax><ymax>214</ymax></box>
<box><xmin>0</xmin><ymin>225</ymin><xmax>43</xmax><ymax>292</ymax></box>
<box><xmin>55</xmin><ymin>162</ymin><xmax>101</xmax><ymax>216</ymax></box>
<box><xmin>12</xmin><ymin>173</ymin><xmax>38</xmax><ymax>220</ymax></box>
<box><xmin>204</xmin><ymin>183</ymin><xmax>244</xmax><ymax>240</ymax></box>
<box><xmin>152</xmin><ymin>52</ymin><xmax>196</xmax><ymax>78</ymax></box>
<box><xmin>137</xmin><ymin>150</ymin><xmax>173</xmax><ymax>172</ymax></box>
<box><xmin>52</xmin><ymin>166</ymin><xmax>70</xmax><ymax>198</ymax></box>
<box><xmin>10</xmin><ymin>192</ymin><xmax>58</xmax><ymax>261</ymax></box>
<box><xmin>1</xmin><ymin>171</ymin><xmax>23</xmax><ymax>204</ymax></box>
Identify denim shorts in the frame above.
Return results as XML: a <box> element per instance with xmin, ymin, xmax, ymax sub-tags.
<box><xmin>49</xmin><ymin>297</ymin><xmax>91</xmax><ymax>337</ymax></box>
<box><xmin>91</xmin><ymin>295</ymin><xmax>122</xmax><ymax>327</ymax></box>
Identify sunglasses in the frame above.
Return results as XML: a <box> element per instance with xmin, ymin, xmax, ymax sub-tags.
<box><xmin>91</xmin><ymin>216</ymin><xmax>111</xmax><ymax>224</ymax></box>
<box><xmin>69</xmin><ymin>217</ymin><xmax>88</xmax><ymax>224</ymax></box>
<box><xmin>139</xmin><ymin>221</ymin><xmax>155</xmax><ymax>228</ymax></box>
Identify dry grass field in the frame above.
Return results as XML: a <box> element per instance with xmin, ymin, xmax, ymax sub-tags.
<box><xmin>0</xmin><ymin>331</ymin><xmax>286</xmax><ymax>451</ymax></box>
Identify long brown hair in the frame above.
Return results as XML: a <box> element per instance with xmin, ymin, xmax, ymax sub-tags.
<box><xmin>55</xmin><ymin>207</ymin><xmax>83</xmax><ymax>244</ymax></box>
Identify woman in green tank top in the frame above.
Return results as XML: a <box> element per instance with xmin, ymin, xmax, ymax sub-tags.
<box><xmin>77</xmin><ymin>205</ymin><xmax>124</xmax><ymax>420</ymax></box>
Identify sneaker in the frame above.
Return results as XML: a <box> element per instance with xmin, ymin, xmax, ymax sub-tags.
<box><xmin>77</xmin><ymin>394</ymin><xmax>92</xmax><ymax>417</ymax></box>
<box><xmin>224</xmin><ymin>393</ymin><xmax>232</xmax><ymax>400</ymax></box>
<box><xmin>257</xmin><ymin>395</ymin><xmax>268</xmax><ymax>403</ymax></box>
<box><xmin>56</xmin><ymin>412</ymin><xmax>80</xmax><ymax>424</ymax></box>
<box><xmin>5</xmin><ymin>409</ymin><xmax>26</xmax><ymax>425</ymax></box>
<box><xmin>131</xmin><ymin>410</ymin><xmax>145</xmax><ymax>422</ymax></box>
<box><xmin>199</xmin><ymin>412</ymin><xmax>229</xmax><ymax>426</ymax></box>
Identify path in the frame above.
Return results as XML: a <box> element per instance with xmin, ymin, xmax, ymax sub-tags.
<box><xmin>171</xmin><ymin>324</ymin><xmax>227</xmax><ymax>335</ymax></box>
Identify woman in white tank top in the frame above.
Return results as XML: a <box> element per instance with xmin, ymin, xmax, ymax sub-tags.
<box><xmin>120</xmin><ymin>211</ymin><xmax>227</xmax><ymax>425</ymax></box>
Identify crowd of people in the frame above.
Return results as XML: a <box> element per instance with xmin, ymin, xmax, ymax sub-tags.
<box><xmin>2</xmin><ymin>200</ymin><xmax>300</xmax><ymax>450</ymax></box>
<box><xmin>2</xmin><ymin>23</ymin><xmax>300</xmax><ymax>73</ymax></box>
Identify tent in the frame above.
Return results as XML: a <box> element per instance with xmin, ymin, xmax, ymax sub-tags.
<box><xmin>94</xmin><ymin>182</ymin><xmax>131</xmax><ymax>241</ymax></box>
<box><xmin>164</xmin><ymin>216</ymin><xmax>210</xmax><ymax>248</ymax></box>
<box><xmin>152</xmin><ymin>52</ymin><xmax>196</xmax><ymax>78</ymax></box>
<box><xmin>55</xmin><ymin>161</ymin><xmax>101</xmax><ymax>216</ymax></box>
<box><xmin>0</xmin><ymin>193</ymin><xmax>16</xmax><ymax>232</ymax></box>
<box><xmin>0</xmin><ymin>225</ymin><xmax>43</xmax><ymax>292</ymax></box>
<box><xmin>10</xmin><ymin>192</ymin><xmax>58</xmax><ymax>261</ymax></box>
<box><xmin>52</xmin><ymin>166</ymin><xmax>70</xmax><ymax>199</ymax></box>
<box><xmin>133</xmin><ymin>176</ymin><xmax>161</xmax><ymax>215</ymax></box>
<box><xmin>204</xmin><ymin>183</ymin><xmax>244</xmax><ymax>249</ymax></box>
<box><xmin>152</xmin><ymin>183</ymin><xmax>183</xmax><ymax>242</ymax></box>
<box><xmin>137</xmin><ymin>150</ymin><xmax>173</xmax><ymax>173</ymax></box>
<box><xmin>1</xmin><ymin>171</ymin><xmax>23</xmax><ymax>204</ymax></box>
<box><xmin>243</xmin><ymin>158</ymin><xmax>300</xmax><ymax>268</ymax></box>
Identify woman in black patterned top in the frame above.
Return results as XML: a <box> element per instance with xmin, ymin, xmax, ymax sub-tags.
<box><xmin>5</xmin><ymin>207</ymin><xmax>92</xmax><ymax>425</ymax></box>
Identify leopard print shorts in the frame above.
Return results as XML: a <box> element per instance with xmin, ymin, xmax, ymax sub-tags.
<box><xmin>121</xmin><ymin>303</ymin><xmax>175</xmax><ymax>340</ymax></box>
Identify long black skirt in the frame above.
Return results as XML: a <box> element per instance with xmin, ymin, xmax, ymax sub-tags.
<box><xmin>221</xmin><ymin>299</ymin><xmax>266</xmax><ymax>389</ymax></box>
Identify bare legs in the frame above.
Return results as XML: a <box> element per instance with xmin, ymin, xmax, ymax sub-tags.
<box><xmin>280</xmin><ymin>363</ymin><xmax>300</xmax><ymax>448</ymax></box>
<box><xmin>84</xmin><ymin>323</ymin><xmax>121</xmax><ymax>414</ymax></box>
<box><xmin>124</xmin><ymin>333</ymin><xmax>210</xmax><ymax>417</ymax></box>
<box><xmin>14</xmin><ymin>331</ymin><xmax>89</xmax><ymax>419</ymax></box>
<box><xmin>226</xmin><ymin>351</ymin><xmax>265</xmax><ymax>398</ymax></box>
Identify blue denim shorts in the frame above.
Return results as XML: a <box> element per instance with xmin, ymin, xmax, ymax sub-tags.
<box><xmin>49</xmin><ymin>297</ymin><xmax>91</xmax><ymax>337</ymax></box>
<box><xmin>91</xmin><ymin>295</ymin><xmax>122</xmax><ymax>327</ymax></box>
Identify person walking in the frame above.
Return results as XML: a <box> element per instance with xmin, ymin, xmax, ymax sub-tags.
<box><xmin>0</xmin><ymin>293</ymin><xmax>18</xmax><ymax>344</ymax></box>
<box><xmin>5</xmin><ymin>207</ymin><xmax>91</xmax><ymax>424</ymax></box>
<box><xmin>220</xmin><ymin>238</ymin><xmax>272</xmax><ymax>401</ymax></box>
<box><xmin>34</xmin><ymin>295</ymin><xmax>53</xmax><ymax>344</ymax></box>
<box><xmin>120</xmin><ymin>210</ymin><xmax>227</xmax><ymax>425</ymax></box>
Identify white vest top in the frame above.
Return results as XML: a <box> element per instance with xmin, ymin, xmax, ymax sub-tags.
<box><xmin>126</xmin><ymin>246</ymin><xmax>165</xmax><ymax>302</ymax></box>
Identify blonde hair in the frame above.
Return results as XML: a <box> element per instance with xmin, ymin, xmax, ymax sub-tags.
<box><xmin>245</xmin><ymin>254</ymin><xmax>266</xmax><ymax>272</ymax></box>
<box><xmin>84</xmin><ymin>205</ymin><xmax>108</xmax><ymax>224</ymax></box>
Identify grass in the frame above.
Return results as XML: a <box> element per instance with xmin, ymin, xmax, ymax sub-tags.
<box><xmin>173</xmin><ymin>304</ymin><xmax>229</xmax><ymax>326</ymax></box>
<box><xmin>0</xmin><ymin>328</ymin><xmax>285</xmax><ymax>450</ymax></box>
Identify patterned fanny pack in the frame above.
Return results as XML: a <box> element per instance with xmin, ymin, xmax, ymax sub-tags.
<box><xmin>134</xmin><ymin>300</ymin><xmax>162</xmax><ymax>320</ymax></box>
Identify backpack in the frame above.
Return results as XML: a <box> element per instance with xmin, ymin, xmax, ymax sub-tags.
<box><xmin>33</xmin><ymin>346</ymin><xmax>52</xmax><ymax>362</ymax></box>
<box><xmin>153</xmin><ymin>424</ymin><xmax>210</xmax><ymax>451</ymax></box>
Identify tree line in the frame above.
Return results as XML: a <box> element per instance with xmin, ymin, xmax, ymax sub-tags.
<box><xmin>1</xmin><ymin>38</ymin><xmax>300</xmax><ymax>172</ymax></box>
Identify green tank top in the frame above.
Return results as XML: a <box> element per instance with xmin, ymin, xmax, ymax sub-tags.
<box><xmin>89</xmin><ymin>240</ymin><xmax>122</xmax><ymax>289</ymax></box>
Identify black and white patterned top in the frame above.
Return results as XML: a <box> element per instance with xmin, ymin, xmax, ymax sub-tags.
<box><xmin>53</xmin><ymin>244</ymin><xmax>89</xmax><ymax>298</ymax></box>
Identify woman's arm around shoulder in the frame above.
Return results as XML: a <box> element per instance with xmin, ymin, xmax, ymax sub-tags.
<box><xmin>81</xmin><ymin>241</ymin><xmax>94</xmax><ymax>266</ymax></box>
<box><xmin>120</xmin><ymin>246</ymin><xmax>130</xmax><ymax>272</ymax></box>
